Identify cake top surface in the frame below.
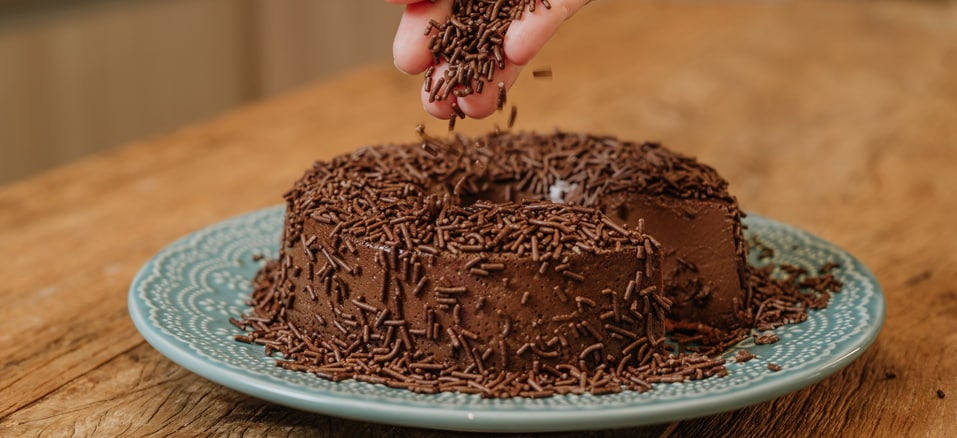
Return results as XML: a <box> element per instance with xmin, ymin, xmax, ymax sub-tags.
<box><xmin>282</xmin><ymin>131</ymin><xmax>735</xmax><ymax>255</ymax></box>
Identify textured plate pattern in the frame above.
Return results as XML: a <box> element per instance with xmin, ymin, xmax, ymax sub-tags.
<box><xmin>129</xmin><ymin>206</ymin><xmax>884</xmax><ymax>432</ymax></box>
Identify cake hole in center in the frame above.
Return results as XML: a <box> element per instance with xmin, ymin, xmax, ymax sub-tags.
<box><xmin>460</xmin><ymin>179</ymin><xmax>580</xmax><ymax>206</ymax></box>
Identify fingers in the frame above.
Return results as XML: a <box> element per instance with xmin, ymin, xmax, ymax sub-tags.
<box><xmin>401</xmin><ymin>0</ymin><xmax>586</xmax><ymax>119</ymax></box>
<box><xmin>421</xmin><ymin>61</ymin><xmax>523</xmax><ymax>119</ymax></box>
<box><xmin>455</xmin><ymin>61</ymin><xmax>523</xmax><ymax>119</ymax></box>
<box><xmin>420</xmin><ymin>64</ymin><xmax>457</xmax><ymax>119</ymax></box>
<box><xmin>504</xmin><ymin>0</ymin><xmax>590</xmax><ymax>66</ymax></box>
<box><xmin>393</xmin><ymin>0</ymin><xmax>452</xmax><ymax>74</ymax></box>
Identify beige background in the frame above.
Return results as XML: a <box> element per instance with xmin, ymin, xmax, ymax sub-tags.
<box><xmin>0</xmin><ymin>0</ymin><xmax>400</xmax><ymax>184</ymax></box>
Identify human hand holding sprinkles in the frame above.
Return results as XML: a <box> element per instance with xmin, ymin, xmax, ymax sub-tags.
<box><xmin>386</xmin><ymin>0</ymin><xmax>591</xmax><ymax>120</ymax></box>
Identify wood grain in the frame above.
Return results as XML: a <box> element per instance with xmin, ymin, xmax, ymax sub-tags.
<box><xmin>2</xmin><ymin>0</ymin><xmax>956</xmax><ymax>436</ymax></box>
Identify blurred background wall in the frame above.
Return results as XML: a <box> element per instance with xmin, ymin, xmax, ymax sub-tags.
<box><xmin>0</xmin><ymin>0</ymin><xmax>400</xmax><ymax>185</ymax></box>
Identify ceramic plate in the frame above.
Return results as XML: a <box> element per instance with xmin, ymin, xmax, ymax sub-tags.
<box><xmin>129</xmin><ymin>206</ymin><xmax>883</xmax><ymax>432</ymax></box>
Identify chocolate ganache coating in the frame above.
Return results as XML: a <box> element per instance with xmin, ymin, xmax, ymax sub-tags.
<box><xmin>249</xmin><ymin>131</ymin><xmax>746</xmax><ymax>395</ymax></box>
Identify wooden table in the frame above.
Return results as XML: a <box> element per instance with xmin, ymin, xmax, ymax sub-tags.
<box><xmin>2</xmin><ymin>1</ymin><xmax>955</xmax><ymax>435</ymax></box>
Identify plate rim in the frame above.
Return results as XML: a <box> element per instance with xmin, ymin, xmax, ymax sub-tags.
<box><xmin>128</xmin><ymin>206</ymin><xmax>885</xmax><ymax>432</ymax></box>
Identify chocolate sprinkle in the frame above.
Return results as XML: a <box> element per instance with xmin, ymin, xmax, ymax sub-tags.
<box><xmin>734</xmin><ymin>349</ymin><xmax>755</xmax><ymax>363</ymax></box>
<box><xmin>532</xmin><ymin>67</ymin><xmax>553</xmax><ymax>79</ymax></box>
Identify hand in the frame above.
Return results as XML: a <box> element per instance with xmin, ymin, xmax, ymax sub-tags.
<box><xmin>386</xmin><ymin>0</ymin><xmax>590</xmax><ymax>119</ymax></box>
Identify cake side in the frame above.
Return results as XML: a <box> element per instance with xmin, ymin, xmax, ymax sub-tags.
<box><xmin>280</xmin><ymin>206</ymin><xmax>668</xmax><ymax>374</ymax></box>
<box><xmin>248</xmin><ymin>196</ymin><xmax>692</xmax><ymax>396</ymax></box>
<box><xmin>604</xmin><ymin>194</ymin><xmax>748</xmax><ymax>328</ymax></box>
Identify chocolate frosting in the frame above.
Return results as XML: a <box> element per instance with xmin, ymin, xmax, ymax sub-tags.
<box><xmin>240</xmin><ymin>131</ymin><xmax>750</xmax><ymax>397</ymax></box>
<box><xmin>283</xmin><ymin>131</ymin><xmax>750</xmax><ymax>328</ymax></box>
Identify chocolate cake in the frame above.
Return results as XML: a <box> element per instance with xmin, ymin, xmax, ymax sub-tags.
<box><xmin>235</xmin><ymin>131</ymin><xmax>751</xmax><ymax>397</ymax></box>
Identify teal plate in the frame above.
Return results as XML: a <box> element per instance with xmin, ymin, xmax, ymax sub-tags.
<box><xmin>129</xmin><ymin>206</ymin><xmax>884</xmax><ymax>432</ymax></box>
